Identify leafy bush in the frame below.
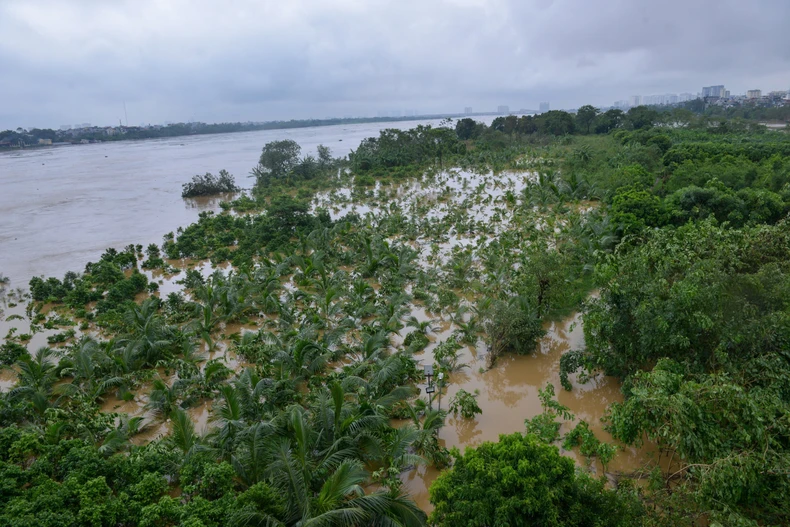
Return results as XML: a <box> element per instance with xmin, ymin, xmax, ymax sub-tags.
<box><xmin>449</xmin><ymin>389</ymin><xmax>482</xmax><ymax>419</ymax></box>
<box><xmin>429</xmin><ymin>432</ymin><xmax>644</xmax><ymax>526</ymax></box>
<box><xmin>182</xmin><ymin>170</ymin><xmax>239</xmax><ymax>198</ymax></box>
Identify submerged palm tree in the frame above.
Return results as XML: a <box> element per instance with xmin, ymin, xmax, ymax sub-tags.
<box><xmin>56</xmin><ymin>337</ymin><xmax>124</xmax><ymax>401</ymax></box>
<box><xmin>231</xmin><ymin>406</ymin><xmax>426</xmax><ymax>527</ymax></box>
<box><xmin>120</xmin><ymin>298</ymin><xmax>173</xmax><ymax>366</ymax></box>
<box><xmin>10</xmin><ymin>346</ymin><xmax>59</xmax><ymax>417</ymax></box>
<box><xmin>99</xmin><ymin>416</ymin><xmax>146</xmax><ymax>455</ymax></box>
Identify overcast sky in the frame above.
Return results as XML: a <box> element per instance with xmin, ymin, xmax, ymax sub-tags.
<box><xmin>2</xmin><ymin>0</ymin><xmax>789</xmax><ymax>129</ymax></box>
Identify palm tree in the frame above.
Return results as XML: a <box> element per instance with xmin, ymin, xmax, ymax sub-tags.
<box><xmin>146</xmin><ymin>377</ymin><xmax>182</xmax><ymax>420</ymax></box>
<box><xmin>168</xmin><ymin>408</ymin><xmax>204</xmax><ymax>458</ymax></box>
<box><xmin>234</xmin><ymin>367</ymin><xmax>273</xmax><ymax>420</ymax></box>
<box><xmin>404</xmin><ymin>316</ymin><xmax>438</xmax><ymax>335</ymax></box>
<box><xmin>272</xmin><ymin>339</ymin><xmax>331</xmax><ymax>384</ymax></box>
<box><xmin>208</xmin><ymin>384</ymin><xmax>246</xmax><ymax>460</ymax></box>
<box><xmin>99</xmin><ymin>416</ymin><xmax>146</xmax><ymax>455</ymax></box>
<box><xmin>10</xmin><ymin>346</ymin><xmax>59</xmax><ymax>417</ymax></box>
<box><xmin>376</xmin><ymin>426</ymin><xmax>424</xmax><ymax>491</ymax></box>
<box><xmin>232</xmin><ymin>421</ymin><xmax>277</xmax><ymax>488</ymax></box>
<box><xmin>56</xmin><ymin>337</ymin><xmax>123</xmax><ymax>402</ymax></box>
<box><xmin>120</xmin><ymin>298</ymin><xmax>173</xmax><ymax>366</ymax></box>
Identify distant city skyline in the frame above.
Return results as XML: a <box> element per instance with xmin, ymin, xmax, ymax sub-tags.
<box><xmin>7</xmin><ymin>81</ymin><xmax>790</xmax><ymax>132</ymax></box>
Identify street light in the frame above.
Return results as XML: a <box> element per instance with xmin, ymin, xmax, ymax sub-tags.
<box><xmin>437</xmin><ymin>372</ymin><xmax>444</xmax><ymax>410</ymax></box>
<box><xmin>424</xmin><ymin>364</ymin><xmax>435</xmax><ymax>409</ymax></box>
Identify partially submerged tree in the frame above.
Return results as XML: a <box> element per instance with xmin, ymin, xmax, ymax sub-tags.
<box><xmin>182</xmin><ymin>169</ymin><xmax>239</xmax><ymax>198</ymax></box>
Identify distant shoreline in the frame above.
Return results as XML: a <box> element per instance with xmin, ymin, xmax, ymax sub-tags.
<box><xmin>0</xmin><ymin>112</ymin><xmax>508</xmax><ymax>151</ymax></box>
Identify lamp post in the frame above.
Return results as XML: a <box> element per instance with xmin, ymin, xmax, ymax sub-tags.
<box><xmin>437</xmin><ymin>371</ymin><xmax>444</xmax><ymax>411</ymax></box>
<box><xmin>424</xmin><ymin>364</ymin><xmax>435</xmax><ymax>410</ymax></box>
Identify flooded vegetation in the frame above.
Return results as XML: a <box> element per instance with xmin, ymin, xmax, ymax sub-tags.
<box><xmin>2</xmin><ymin>110</ymin><xmax>790</xmax><ymax>526</ymax></box>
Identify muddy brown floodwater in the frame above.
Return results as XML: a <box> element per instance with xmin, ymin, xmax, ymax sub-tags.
<box><xmin>402</xmin><ymin>311</ymin><xmax>658</xmax><ymax>513</ymax></box>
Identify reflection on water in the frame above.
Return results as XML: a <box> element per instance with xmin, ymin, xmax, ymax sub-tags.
<box><xmin>183</xmin><ymin>192</ymin><xmax>240</xmax><ymax>211</ymax></box>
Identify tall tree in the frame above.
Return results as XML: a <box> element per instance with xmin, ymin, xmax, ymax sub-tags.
<box><xmin>576</xmin><ymin>105</ymin><xmax>600</xmax><ymax>134</ymax></box>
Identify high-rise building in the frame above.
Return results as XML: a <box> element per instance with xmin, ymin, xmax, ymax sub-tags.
<box><xmin>679</xmin><ymin>93</ymin><xmax>694</xmax><ymax>102</ymax></box>
<box><xmin>746</xmin><ymin>90</ymin><xmax>762</xmax><ymax>99</ymax></box>
<box><xmin>539</xmin><ymin>102</ymin><xmax>550</xmax><ymax>113</ymax></box>
<box><xmin>464</xmin><ymin>107</ymin><xmax>473</xmax><ymax>115</ymax></box>
<box><xmin>629</xmin><ymin>95</ymin><xmax>641</xmax><ymax>107</ymax></box>
<box><xmin>702</xmin><ymin>85</ymin><xmax>725</xmax><ymax>98</ymax></box>
<box><xmin>497</xmin><ymin>105</ymin><xmax>509</xmax><ymax>114</ymax></box>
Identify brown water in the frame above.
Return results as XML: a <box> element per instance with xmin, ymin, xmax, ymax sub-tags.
<box><xmin>402</xmin><ymin>312</ymin><xmax>658</xmax><ymax>512</ymax></box>
<box><xmin>0</xmin><ymin>118</ymin><xmax>497</xmax><ymax>288</ymax></box>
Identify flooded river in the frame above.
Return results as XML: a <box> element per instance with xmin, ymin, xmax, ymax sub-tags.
<box><xmin>0</xmin><ymin>117</ymin><xmax>493</xmax><ymax>287</ymax></box>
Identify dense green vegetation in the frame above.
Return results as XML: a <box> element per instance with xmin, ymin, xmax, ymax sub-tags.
<box><xmin>2</xmin><ymin>106</ymin><xmax>790</xmax><ymax>526</ymax></box>
<box><xmin>429</xmin><ymin>432</ymin><xmax>642</xmax><ymax>527</ymax></box>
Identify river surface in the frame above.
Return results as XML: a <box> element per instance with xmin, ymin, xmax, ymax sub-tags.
<box><xmin>0</xmin><ymin>117</ymin><xmax>494</xmax><ymax>287</ymax></box>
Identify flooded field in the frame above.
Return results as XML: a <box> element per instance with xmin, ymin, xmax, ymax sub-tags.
<box><xmin>400</xmin><ymin>311</ymin><xmax>656</xmax><ymax>511</ymax></box>
<box><xmin>0</xmin><ymin>163</ymin><xmax>655</xmax><ymax>515</ymax></box>
<box><xmin>0</xmin><ymin>117</ymin><xmax>497</xmax><ymax>287</ymax></box>
<box><xmin>0</xmin><ymin>137</ymin><xmax>657</xmax><ymax>516</ymax></box>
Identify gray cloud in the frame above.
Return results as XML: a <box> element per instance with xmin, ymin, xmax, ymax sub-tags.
<box><xmin>1</xmin><ymin>0</ymin><xmax>788</xmax><ymax>128</ymax></box>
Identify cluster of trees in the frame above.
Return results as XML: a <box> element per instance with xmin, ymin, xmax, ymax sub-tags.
<box><xmin>251</xmin><ymin>141</ymin><xmax>341</xmax><ymax>191</ymax></box>
<box><xmin>349</xmin><ymin>126</ymin><xmax>462</xmax><ymax>176</ymax></box>
<box><xmin>27</xmin><ymin>247</ymin><xmax>150</xmax><ymax>318</ymax></box>
<box><xmin>181</xmin><ymin>170</ymin><xmax>239</xmax><ymax>198</ymax></box>
<box><xmin>455</xmin><ymin>105</ymin><xmax>658</xmax><ymax>140</ymax></box>
<box><xmin>430</xmin><ymin>382</ymin><xmax>644</xmax><ymax>526</ymax></box>
<box><xmin>432</xmin><ymin>110</ymin><xmax>790</xmax><ymax>524</ymax></box>
<box><xmin>430</xmin><ymin>432</ymin><xmax>643</xmax><ymax>526</ymax></box>
<box><xmin>0</xmin><ymin>127</ymin><xmax>58</xmax><ymax>146</ymax></box>
<box><xmin>676</xmin><ymin>98</ymin><xmax>790</xmax><ymax>122</ymax></box>
<box><xmin>163</xmin><ymin>195</ymin><xmax>331</xmax><ymax>266</ymax></box>
<box><xmin>522</xmin><ymin>113</ymin><xmax>790</xmax><ymax>523</ymax></box>
<box><xmin>566</xmin><ymin>220</ymin><xmax>790</xmax><ymax>525</ymax></box>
